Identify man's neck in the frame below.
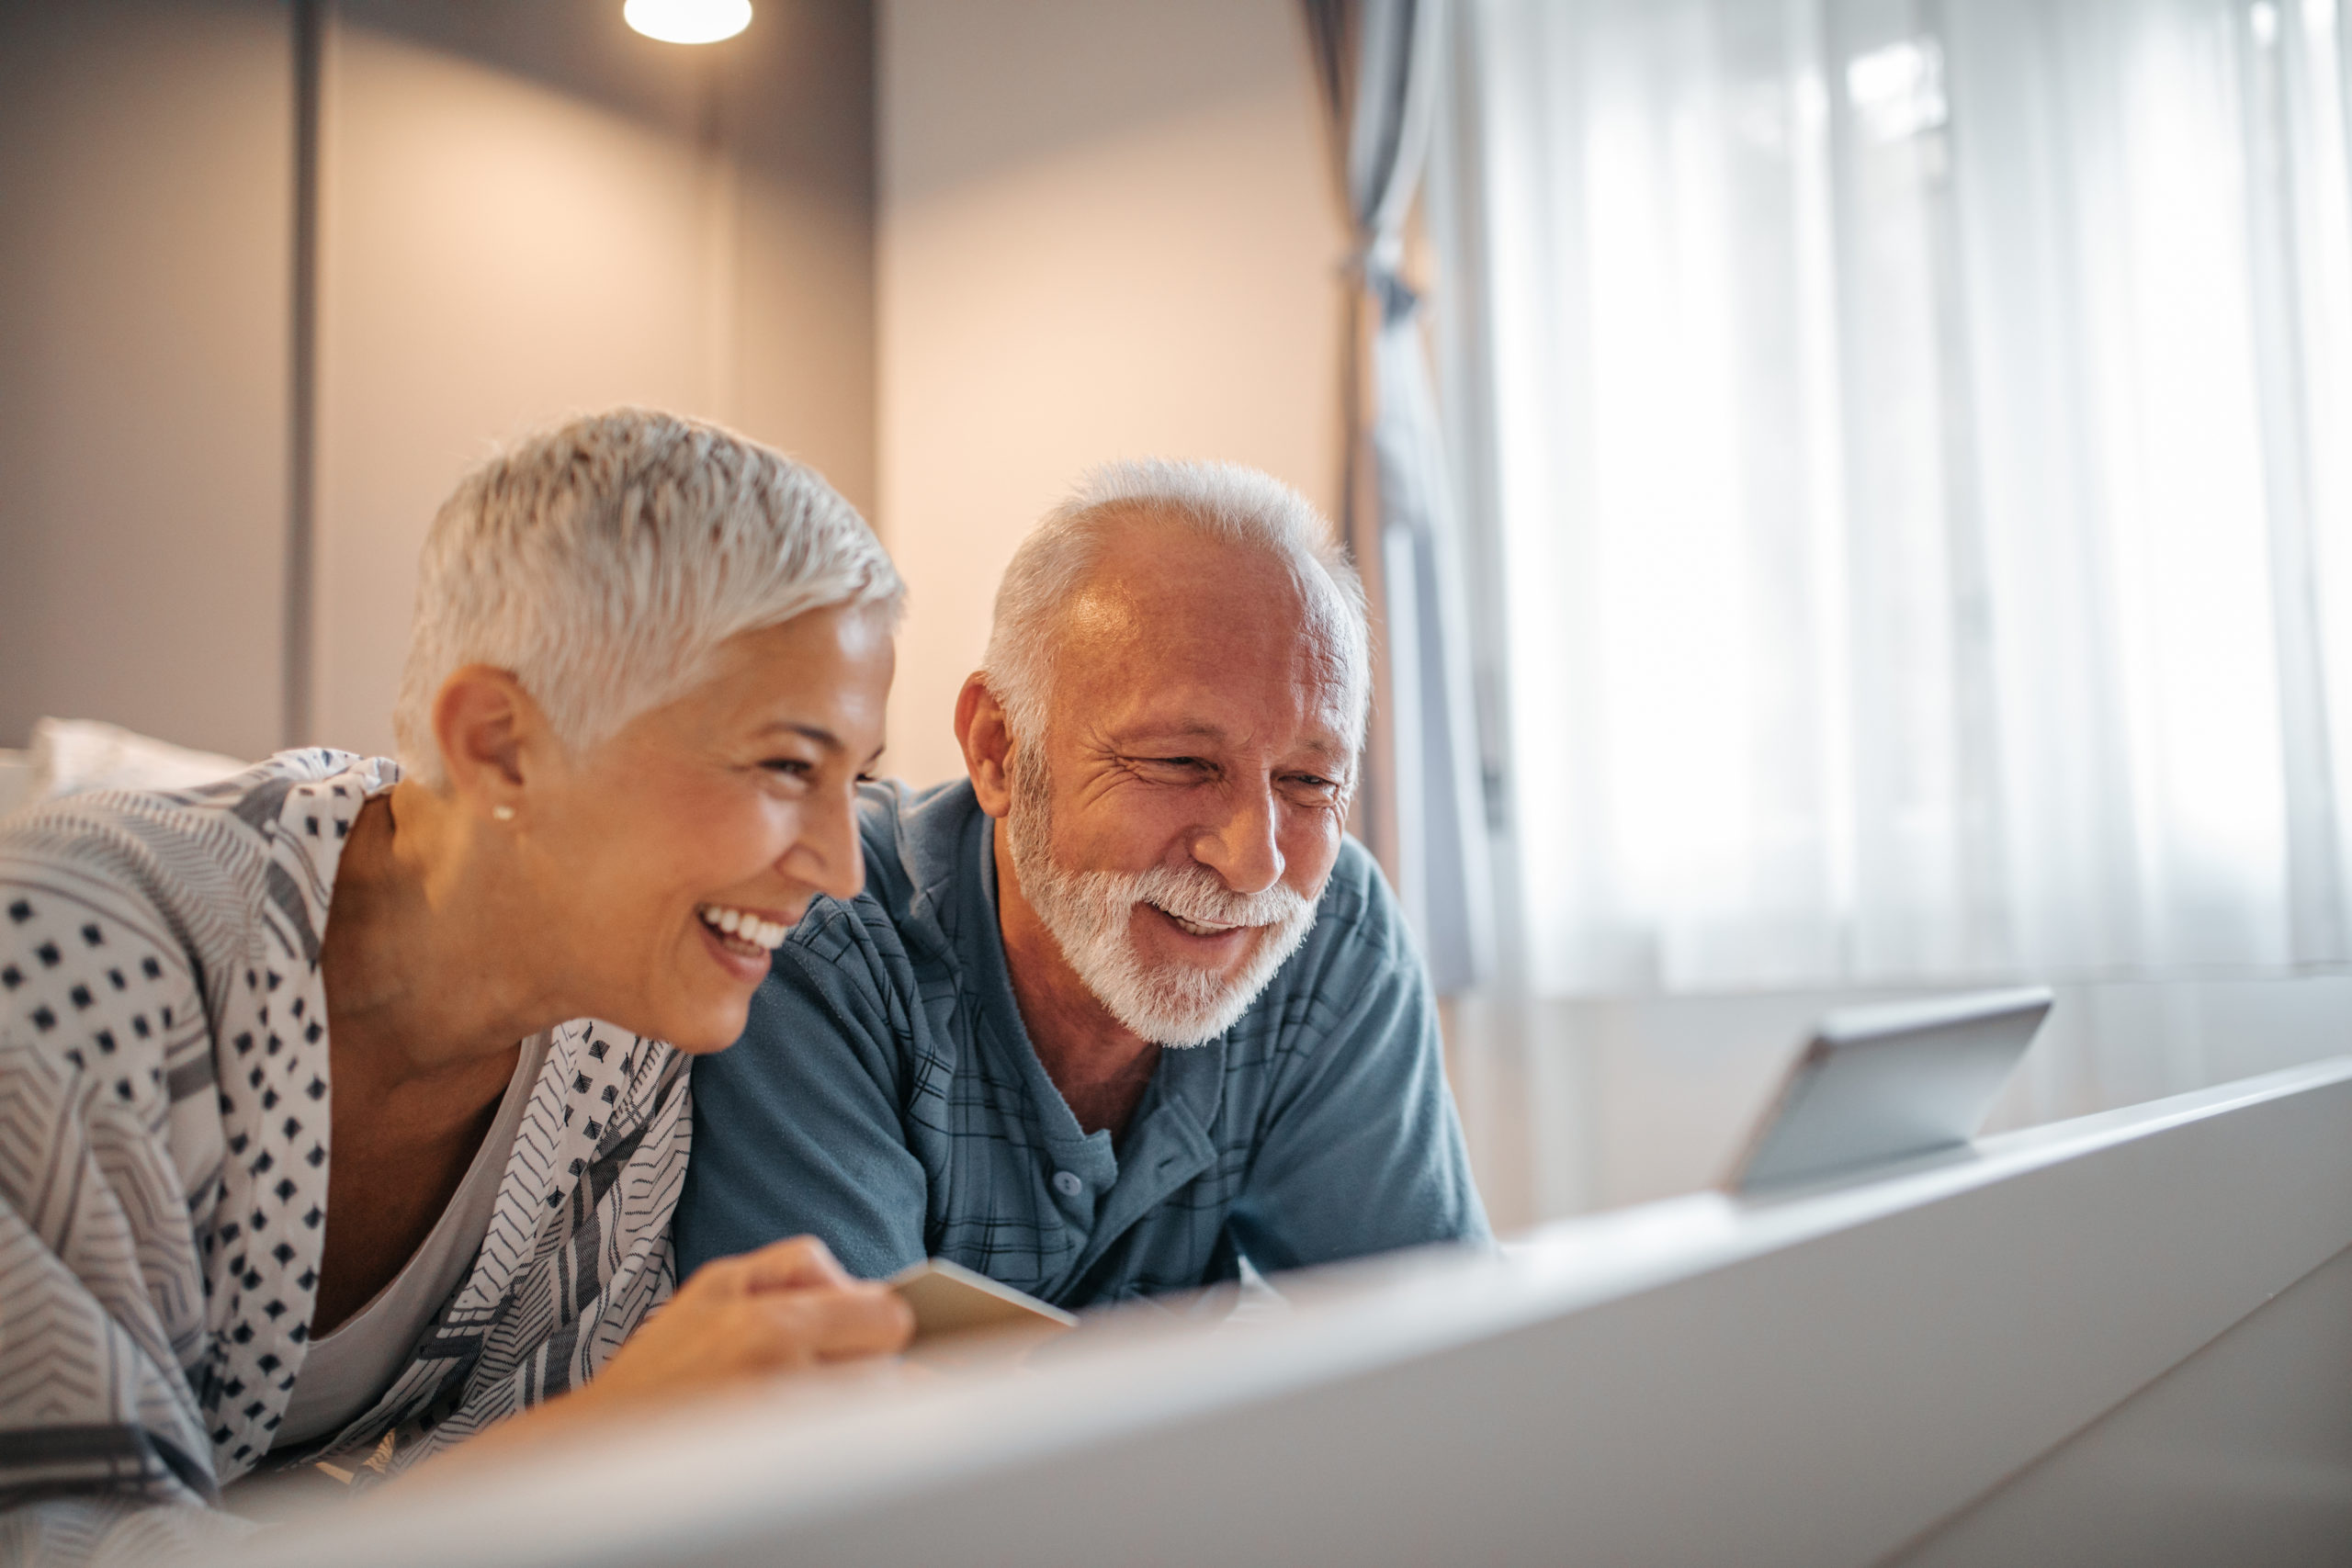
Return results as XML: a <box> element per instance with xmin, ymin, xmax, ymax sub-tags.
<box><xmin>990</xmin><ymin>824</ymin><xmax>1160</xmax><ymax>1141</ymax></box>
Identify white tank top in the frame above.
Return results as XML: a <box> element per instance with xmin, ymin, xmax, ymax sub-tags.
<box><xmin>272</xmin><ymin>1032</ymin><xmax>548</xmax><ymax>1450</ymax></box>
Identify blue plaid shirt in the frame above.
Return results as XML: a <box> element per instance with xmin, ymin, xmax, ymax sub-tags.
<box><xmin>675</xmin><ymin>779</ymin><xmax>1488</xmax><ymax>1307</ymax></box>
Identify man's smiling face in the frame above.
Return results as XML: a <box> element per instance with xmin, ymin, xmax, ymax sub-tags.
<box><xmin>999</xmin><ymin>514</ymin><xmax>1360</xmax><ymax>1045</ymax></box>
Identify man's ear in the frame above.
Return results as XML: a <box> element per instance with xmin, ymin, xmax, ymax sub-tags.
<box><xmin>431</xmin><ymin>665</ymin><xmax>544</xmax><ymax>820</ymax></box>
<box><xmin>956</xmin><ymin>673</ymin><xmax>1015</xmax><ymax>820</ymax></box>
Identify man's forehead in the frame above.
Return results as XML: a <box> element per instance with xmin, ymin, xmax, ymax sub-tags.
<box><xmin>1055</xmin><ymin>593</ymin><xmax>1344</xmax><ymax>696</ymax></box>
<box><xmin>1068</xmin><ymin>529</ymin><xmax>1318</xmax><ymax>641</ymax></box>
<box><xmin>1036</xmin><ymin>511</ymin><xmax>1363</xmax><ymax>738</ymax></box>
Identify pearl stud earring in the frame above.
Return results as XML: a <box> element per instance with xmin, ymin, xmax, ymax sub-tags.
<box><xmin>492</xmin><ymin>805</ymin><xmax>515</xmax><ymax>822</ymax></box>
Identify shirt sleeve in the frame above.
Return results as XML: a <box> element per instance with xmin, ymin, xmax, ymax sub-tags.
<box><xmin>1222</xmin><ymin>845</ymin><xmax>1493</xmax><ymax>1275</ymax></box>
<box><xmin>0</xmin><ymin>860</ymin><xmax>227</xmax><ymax>1559</ymax></box>
<box><xmin>0</xmin><ymin>1495</ymin><xmax>257</xmax><ymax>1567</ymax></box>
<box><xmin>673</xmin><ymin>913</ymin><xmax>931</xmax><ymax>1284</ymax></box>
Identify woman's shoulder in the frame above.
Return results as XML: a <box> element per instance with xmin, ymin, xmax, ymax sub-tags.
<box><xmin>3</xmin><ymin>748</ymin><xmax>393</xmax><ymax>868</ymax></box>
<box><xmin>2</xmin><ymin>750</ymin><xmax>395</xmax><ymax>936</ymax></box>
<box><xmin>1</xmin><ymin>750</ymin><xmax>400</xmax><ymax>1084</ymax></box>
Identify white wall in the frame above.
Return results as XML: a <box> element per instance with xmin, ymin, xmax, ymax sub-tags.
<box><xmin>877</xmin><ymin>0</ymin><xmax>1349</xmax><ymax>785</ymax></box>
<box><xmin>315</xmin><ymin>0</ymin><xmax>876</xmax><ymax>756</ymax></box>
<box><xmin>0</xmin><ymin>0</ymin><xmax>291</xmax><ymax>760</ymax></box>
<box><xmin>0</xmin><ymin>0</ymin><xmax>875</xmax><ymax>765</ymax></box>
<box><xmin>3</xmin><ymin>0</ymin><xmax>1339</xmax><ymax>783</ymax></box>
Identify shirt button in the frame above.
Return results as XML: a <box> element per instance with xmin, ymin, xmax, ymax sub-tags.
<box><xmin>1052</xmin><ymin>1170</ymin><xmax>1084</xmax><ymax>1198</ymax></box>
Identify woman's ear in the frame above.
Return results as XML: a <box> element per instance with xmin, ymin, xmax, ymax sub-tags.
<box><xmin>431</xmin><ymin>665</ymin><xmax>543</xmax><ymax>819</ymax></box>
<box><xmin>956</xmin><ymin>673</ymin><xmax>1016</xmax><ymax>819</ymax></box>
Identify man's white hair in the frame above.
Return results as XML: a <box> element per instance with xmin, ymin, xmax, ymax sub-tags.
<box><xmin>979</xmin><ymin>458</ymin><xmax>1370</xmax><ymax>748</ymax></box>
<box><xmin>392</xmin><ymin>408</ymin><xmax>903</xmax><ymax>786</ymax></box>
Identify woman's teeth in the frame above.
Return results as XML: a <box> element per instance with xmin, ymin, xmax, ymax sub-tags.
<box><xmin>700</xmin><ymin>904</ymin><xmax>788</xmax><ymax>953</ymax></box>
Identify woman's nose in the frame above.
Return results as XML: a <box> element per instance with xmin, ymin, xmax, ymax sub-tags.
<box><xmin>785</xmin><ymin>784</ymin><xmax>866</xmax><ymax>902</ymax></box>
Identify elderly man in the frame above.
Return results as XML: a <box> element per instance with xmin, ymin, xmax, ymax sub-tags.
<box><xmin>674</xmin><ymin>460</ymin><xmax>1488</xmax><ymax>1307</ymax></box>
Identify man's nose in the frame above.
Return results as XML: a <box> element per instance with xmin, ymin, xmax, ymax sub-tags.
<box><xmin>783</xmin><ymin>783</ymin><xmax>866</xmax><ymax>904</ymax></box>
<box><xmin>1191</xmin><ymin>786</ymin><xmax>1283</xmax><ymax>895</ymax></box>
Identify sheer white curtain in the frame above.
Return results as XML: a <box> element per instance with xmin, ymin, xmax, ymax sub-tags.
<box><xmin>1434</xmin><ymin>0</ymin><xmax>2352</xmax><ymax>996</ymax></box>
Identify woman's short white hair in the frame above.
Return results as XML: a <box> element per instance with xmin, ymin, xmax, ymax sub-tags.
<box><xmin>980</xmin><ymin>459</ymin><xmax>1369</xmax><ymax>747</ymax></box>
<box><xmin>392</xmin><ymin>408</ymin><xmax>903</xmax><ymax>786</ymax></box>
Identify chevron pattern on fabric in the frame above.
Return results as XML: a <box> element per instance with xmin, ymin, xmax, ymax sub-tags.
<box><xmin>0</xmin><ymin>753</ymin><xmax>688</xmax><ymax>1555</ymax></box>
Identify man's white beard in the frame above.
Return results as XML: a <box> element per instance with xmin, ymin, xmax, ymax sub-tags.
<box><xmin>1003</xmin><ymin>750</ymin><xmax>1319</xmax><ymax>1047</ymax></box>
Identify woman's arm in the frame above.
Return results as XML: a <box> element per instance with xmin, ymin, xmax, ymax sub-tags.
<box><xmin>418</xmin><ymin>1235</ymin><xmax>911</xmax><ymax>1468</ymax></box>
<box><xmin>0</xmin><ymin>863</ymin><xmax>235</xmax><ymax>1562</ymax></box>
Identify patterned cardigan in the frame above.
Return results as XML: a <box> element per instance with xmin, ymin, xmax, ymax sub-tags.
<box><xmin>0</xmin><ymin>752</ymin><xmax>691</xmax><ymax>1562</ymax></box>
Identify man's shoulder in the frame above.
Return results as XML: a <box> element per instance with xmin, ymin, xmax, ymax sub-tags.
<box><xmin>773</xmin><ymin>775</ymin><xmax>980</xmax><ymax>997</ymax></box>
<box><xmin>727</xmin><ymin>782</ymin><xmax>987</xmax><ymax>1100</ymax></box>
<box><xmin>1297</xmin><ymin>834</ymin><xmax>1408</xmax><ymax>961</ymax></box>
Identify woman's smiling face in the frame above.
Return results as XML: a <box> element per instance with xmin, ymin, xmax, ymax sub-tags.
<box><xmin>515</xmin><ymin>602</ymin><xmax>895</xmax><ymax>1052</ymax></box>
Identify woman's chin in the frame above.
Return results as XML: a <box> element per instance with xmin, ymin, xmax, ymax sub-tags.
<box><xmin>646</xmin><ymin>955</ymin><xmax>769</xmax><ymax>1052</ymax></box>
<box><xmin>661</xmin><ymin>993</ymin><xmax>759</xmax><ymax>1054</ymax></box>
<box><xmin>605</xmin><ymin>928</ymin><xmax>774</xmax><ymax>1050</ymax></box>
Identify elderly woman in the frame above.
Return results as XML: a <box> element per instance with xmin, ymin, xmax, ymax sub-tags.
<box><xmin>0</xmin><ymin>410</ymin><xmax>913</xmax><ymax>1561</ymax></box>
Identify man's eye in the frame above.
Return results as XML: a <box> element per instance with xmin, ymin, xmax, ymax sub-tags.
<box><xmin>763</xmin><ymin>759</ymin><xmax>814</xmax><ymax>779</ymax></box>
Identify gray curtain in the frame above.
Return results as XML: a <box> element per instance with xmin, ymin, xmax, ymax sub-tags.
<box><xmin>1305</xmin><ymin>0</ymin><xmax>1491</xmax><ymax>992</ymax></box>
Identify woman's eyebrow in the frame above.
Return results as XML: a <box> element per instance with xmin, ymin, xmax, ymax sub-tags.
<box><xmin>753</xmin><ymin>719</ymin><xmax>843</xmax><ymax>751</ymax></box>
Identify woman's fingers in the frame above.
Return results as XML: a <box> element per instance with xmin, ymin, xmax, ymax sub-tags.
<box><xmin>674</xmin><ymin>1236</ymin><xmax>911</xmax><ymax>1369</ymax></box>
<box><xmin>585</xmin><ymin>1250</ymin><xmax>910</xmax><ymax>1423</ymax></box>
<box><xmin>596</xmin><ymin>1236</ymin><xmax>909</xmax><ymax>1404</ymax></box>
<box><xmin>707</xmin><ymin>1233</ymin><xmax>857</xmax><ymax>1295</ymax></box>
<box><xmin>747</xmin><ymin>1281</ymin><xmax>914</xmax><ymax>1365</ymax></box>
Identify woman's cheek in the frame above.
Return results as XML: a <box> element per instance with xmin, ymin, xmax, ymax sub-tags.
<box><xmin>748</xmin><ymin>795</ymin><xmax>803</xmax><ymax>867</ymax></box>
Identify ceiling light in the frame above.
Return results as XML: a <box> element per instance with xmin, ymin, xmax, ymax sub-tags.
<box><xmin>624</xmin><ymin>0</ymin><xmax>752</xmax><ymax>45</ymax></box>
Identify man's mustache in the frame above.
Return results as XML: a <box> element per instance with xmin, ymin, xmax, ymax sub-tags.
<box><xmin>1117</xmin><ymin>862</ymin><xmax>1314</xmax><ymax>931</ymax></box>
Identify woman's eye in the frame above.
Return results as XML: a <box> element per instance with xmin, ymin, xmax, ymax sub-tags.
<box><xmin>762</xmin><ymin>758</ymin><xmax>814</xmax><ymax>780</ymax></box>
<box><xmin>854</xmin><ymin>772</ymin><xmax>879</xmax><ymax>785</ymax></box>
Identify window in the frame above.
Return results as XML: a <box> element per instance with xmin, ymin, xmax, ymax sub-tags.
<box><xmin>1435</xmin><ymin>0</ymin><xmax>2352</xmax><ymax>995</ymax></box>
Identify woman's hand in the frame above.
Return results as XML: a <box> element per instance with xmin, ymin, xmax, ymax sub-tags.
<box><xmin>590</xmin><ymin>1235</ymin><xmax>914</xmax><ymax>1406</ymax></box>
<box><xmin>408</xmin><ymin>1236</ymin><xmax>911</xmax><ymax>1475</ymax></box>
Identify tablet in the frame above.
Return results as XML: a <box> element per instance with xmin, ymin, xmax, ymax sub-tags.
<box><xmin>1725</xmin><ymin>987</ymin><xmax>2052</xmax><ymax>1193</ymax></box>
<box><xmin>888</xmin><ymin>1258</ymin><xmax>1078</xmax><ymax>1342</ymax></box>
